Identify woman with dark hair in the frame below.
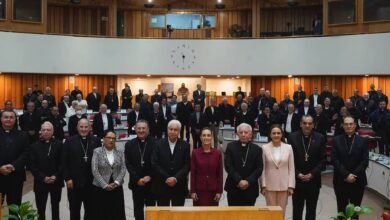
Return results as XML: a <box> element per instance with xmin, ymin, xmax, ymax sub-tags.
<box><xmin>190</xmin><ymin>127</ymin><xmax>223</xmax><ymax>206</ymax></box>
<box><xmin>261</xmin><ymin>124</ymin><xmax>295</xmax><ymax>217</ymax></box>
<box><xmin>91</xmin><ymin>130</ymin><xmax>126</xmax><ymax>220</ymax></box>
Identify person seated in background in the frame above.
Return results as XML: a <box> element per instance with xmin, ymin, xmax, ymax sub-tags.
<box><xmin>279</xmin><ymin>93</ymin><xmax>294</xmax><ymax>114</ymax></box>
<box><xmin>67</xmin><ymin>105</ymin><xmax>87</xmax><ymax>137</ymax></box>
<box><xmin>260</xmin><ymin>90</ymin><xmax>277</xmax><ymax>111</ymax></box>
<box><xmin>48</xmin><ymin>106</ymin><xmax>67</xmax><ymax>141</ymax></box>
<box><xmin>345</xmin><ymin>99</ymin><xmax>361</xmax><ymax>123</ymax></box>
<box><xmin>37</xmin><ymin>100</ymin><xmax>51</xmax><ymax>123</ymax></box>
<box><xmin>331</xmin><ymin>89</ymin><xmax>344</xmax><ymax>114</ymax></box>
<box><xmin>75</xmin><ymin>94</ymin><xmax>88</xmax><ymax>114</ymax></box>
<box><xmin>283</xmin><ymin>104</ymin><xmax>300</xmax><ymax>139</ymax></box>
<box><xmin>349</xmin><ymin>89</ymin><xmax>362</xmax><ymax>108</ymax></box>
<box><xmin>298</xmin><ymin>99</ymin><xmax>315</xmax><ymax>118</ymax></box>
<box><xmin>93</xmin><ymin>104</ymin><xmax>114</xmax><ymax>139</ymax></box>
<box><xmin>271</xmin><ymin>103</ymin><xmax>284</xmax><ymax>126</ymax></box>
<box><xmin>19</xmin><ymin>101</ymin><xmax>41</xmax><ymax>144</ymax></box>
<box><xmin>235</xmin><ymin>102</ymin><xmax>256</xmax><ymax>130</ymax></box>
<box><xmin>313</xmin><ymin>104</ymin><xmax>330</xmax><ymax>138</ymax></box>
<box><xmin>66</xmin><ymin>100</ymin><xmax>78</xmax><ymax>118</ymax></box>
<box><xmin>247</xmin><ymin>96</ymin><xmax>259</xmax><ymax>116</ymax></box>
<box><xmin>257</xmin><ymin>106</ymin><xmax>273</xmax><ymax>137</ymax></box>
<box><xmin>43</xmin><ymin>86</ymin><xmax>56</xmax><ymax>108</ymax></box>
<box><xmin>218</xmin><ymin>97</ymin><xmax>235</xmax><ymax>127</ymax></box>
<box><xmin>58</xmin><ymin>95</ymin><xmax>71</xmax><ymax>118</ymax></box>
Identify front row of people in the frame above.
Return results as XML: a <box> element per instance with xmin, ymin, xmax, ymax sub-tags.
<box><xmin>0</xmin><ymin>109</ymin><xmax>368</xmax><ymax>220</ymax></box>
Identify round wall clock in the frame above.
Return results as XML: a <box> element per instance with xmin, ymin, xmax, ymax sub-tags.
<box><xmin>170</xmin><ymin>44</ymin><xmax>196</xmax><ymax>70</ymax></box>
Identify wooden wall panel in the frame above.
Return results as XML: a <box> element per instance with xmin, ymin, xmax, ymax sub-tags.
<box><xmin>123</xmin><ymin>10</ymin><xmax>251</xmax><ymax>38</ymax></box>
<box><xmin>260</xmin><ymin>5</ymin><xmax>322</xmax><ymax>34</ymax></box>
<box><xmin>251</xmin><ymin>75</ymin><xmax>390</xmax><ymax>107</ymax></box>
<box><xmin>323</xmin><ymin>0</ymin><xmax>390</xmax><ymax>35</ymax></box>
<box><xmin>47</xmin><ymin>4</ymin><xmax>109</xmax><ymax>36</ymax></box>
<box><xmin>0</xmin><ymin>73</ymin><xmax>117</xmax><ymax>109</ymax></box>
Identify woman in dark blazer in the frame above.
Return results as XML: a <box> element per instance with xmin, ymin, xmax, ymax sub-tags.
<box><xmin>190</xmin><ymin>127</ymin><xmax>223</xmax><ymax>206</ymax></box>
<box><xmin>91</xmin><ymin>130</ymin><xmax>127</xmax><ymax>220</ymax></box>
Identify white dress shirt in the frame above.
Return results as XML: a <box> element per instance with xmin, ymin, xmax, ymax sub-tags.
<box><xmin>168</xmin><ymin>139</ymin><xmax>177</xmax><ymax>154</ymax></box>
<box><xmin>102</xmin><ymin>113</ymin><xmax>108</xmax><ymax>130</ymax></box>
<box><xmin>313</xmin><ymin>94</ymin><xmax>318</xmax><ymax>107</ymax></box>
<box><xmin>286</xmin><ymin>113</ymin><xmax>293</xmax><ymax>133</ymax></box>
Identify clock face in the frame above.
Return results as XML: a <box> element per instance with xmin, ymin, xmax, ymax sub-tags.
<box><xmin>170</xmin><ymin>44</ymin><xmax>196</xmax><ymax>70</ymax></box>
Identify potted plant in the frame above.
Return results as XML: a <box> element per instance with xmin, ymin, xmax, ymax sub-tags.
<box><xmin>331</xmin><ymin>202</ymin><xmax>373</xmax><ymax>220</ymax></box>
<box><xmin>2</xmin><ymin>201</ymin><xmax>39</xmax><ymax>220</ymax></box>
<box><xmin>381</xmin><ymin>204</ymin><xmax>390</xmax><ymax>220</ymax></box>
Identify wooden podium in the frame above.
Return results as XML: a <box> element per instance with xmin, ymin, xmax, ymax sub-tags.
<box><xmin>146</xmin><ymin>206</ymin><xmax>284</xmax><ymax>220</ymax></box>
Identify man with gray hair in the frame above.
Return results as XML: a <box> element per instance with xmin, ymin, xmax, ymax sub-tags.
<box><xmin>151</xmin><ymin>119</ymin><xmax>190</xmax><ymax>206</ymax></box>
<box><xmin>224</xmin><ymin>123</ymin><xmax>263</xmax><ymax>205</ymax></box>
<box><xmin>30</xmin><ymin>121</ymin><xmax>63</xmax><ymax>220</ymax></box>
<box><xmin>93</xmin><ymin>104</ymin><xmax>114</xmax><ymax>139</ymax></box>
<box><xmin>148</xmin><ymin>102</ymin><xmax>164</xmax><ymax>139</ymax></box>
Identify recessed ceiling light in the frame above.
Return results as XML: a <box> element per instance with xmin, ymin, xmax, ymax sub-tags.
<box><xmin>217</xmin><ymin>75</ymin><xmax>221</xmax><ymax>77</ymax></box>
<box><xmin>236</xmin><ymin>76</ymin><xmax>240</xmax><ymax>79</ymax></box>
<box><xmin>288</xmin><ymin>75</ymin><xmax>293</xmax><ymax>78</ymax></box>
<box><xmin>146</xmin><ymin>74</ymin><xmax>151</xmax><ymax>77</ymax></box>
<box><xmin>75</xmin><ymin>74</ymin><xmax>79</xmax><ymax>76</ymax></box>
<box><xmin>365</xmin><ymin>74</ymin><xmax>369</xmax><ymax>77</ymax></box>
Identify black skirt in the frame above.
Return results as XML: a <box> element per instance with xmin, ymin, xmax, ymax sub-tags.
<box><xmin>92</xmin><ymin>183</ymin><xmax>126</xmax><ymax>220</ymax></box>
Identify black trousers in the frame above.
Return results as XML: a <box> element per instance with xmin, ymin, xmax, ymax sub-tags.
<box><xmin>334</xmin><ymin>183</ymin><xmax>365</xmax><ymax>220</ymax></box>
<box><xmin>156</xmin><ymin>193</ymin><xmax>185</xmax><ymax>206</ymax></box>
<box><xmin>132</xmin><ymin>185</ymin><xmax>155</xmax><ymax>220</ymax></box>
<box><xmin>378</xmin><ymin>137</ymin><xmax>389</xmax><ymax>156</ymax></box>
<box><xmin>292</xmin><ymin>183</ymin><xmax>320</xmax><ymax>220</ymax></box>
<box><xmin>35</xmin><ymin>186</ymin><xmax>62</xmax><ymax>220</ymax></box>
<box><xmin>179</xmin><ymin>121</ymin><xmax>190</xmax><ymax>142</ymax></box>
<box><xmin>67</xmin><ymin>186</ymin><xmax>93</xmax><ymax>220</ymax></box>
<box><xmin>0</xmin><ymin>180</ymin><xmax>23</xmax><ymax>215</ymax></box>
<box><xmin>191</xmin><ymin>132</ymin><xmax>201</xmax><ymax>149</ymax></box>
<box><xmin>227</xmin><ymin>191</ymin><xmax>256</xmax><ymax>206</ymax></box>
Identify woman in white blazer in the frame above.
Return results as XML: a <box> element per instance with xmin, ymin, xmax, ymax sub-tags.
<box><xmin>261</xmin><ymin>124</ymin><xmax>295</xmax><ymax>216</ymax></box>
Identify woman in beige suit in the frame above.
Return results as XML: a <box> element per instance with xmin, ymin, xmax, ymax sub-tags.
<box><xmin>261</xmin><ymin>124</ymin><xmax>295</xmax><ymax>215</ymax></box>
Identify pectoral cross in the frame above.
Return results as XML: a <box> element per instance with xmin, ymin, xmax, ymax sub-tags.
<box><xmin>83</xmin><ymin>156</ymin><xmax>88</xmax><ymax>162</ymax></box>
<box><xmin>305</xmin><ymin>153</ymin><xmax>309</xmax><ymax>162</ymax></box>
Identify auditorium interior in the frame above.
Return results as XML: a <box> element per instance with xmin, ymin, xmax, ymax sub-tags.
<box><xmin>0</xmin><ymin>0</ymin><xmax>390</xmax><ymax>219</ymax></box>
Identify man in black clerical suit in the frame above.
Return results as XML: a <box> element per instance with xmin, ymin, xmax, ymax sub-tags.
<box><xmin>62</xmin><ymin>118</ymin><xmax>101</xmax><ymax>220</ymax></box>
<box><xmin>219</xmin><ymin>97</ymin><xmax>235</xmax><ymax>126</ymax></box>
<box><xmin>332</xmin><ymin>116</ymin><xmax>368</xmax><ymax>220</ymax></box>
<box><xmin>298</xmin><ymin>99</ymin><xmax>315</xmax><ymax>118</ymax></box>
<box><xmin>30</xmin><ymin>122</ymin><xmax>63</xmax><ymax>220</ymax></box>
<box><xmin>92</xmin><ymin>104</ymin><xmax>114</xmax><ymax>139</ymax></box>
<box><xmin>48</xmin><ymin>106</ymin><xmax>67</xmax><ymax>141</ymax></box>
<box><xmin>288</xmin><ymin>115</ymin><xmax>326</xmax><ymax>220</ymax></box>
<box><xmin>235</xmin><ymin>102</ymin><xmax>256</xmax><ymax>130</ymax></box>
<box><xmin>204</xmin><ymin>97</ymin><xmax>220</xmax><ymax>147</ymax></box>
<box><xmin>104</xmin><ymin>87</ymin><xmax>119</xmax><ymax>112</ymax></box>
<box><xmin>148</xmin><ymin>102</ymin><xmax>165</xmax><ymax>139</ymax></box>
<box><xmin>58</xmin><ymin>95</ymin><xmax>70</xmax><ymax>118</ymax></box>
<box><xmin>151</xmin><ymin>89</ymin><xmax>162</xmax><ymax>105</ymax></box>
<box><xmin>121</xmin><ymin>83</ymin><xmax>133</xmax><ymax>110</ymax></box>
<box><xmin>68</xmin><ymin>105</ymin><xmax>87</xmax><ymax>137</ymax></box>
<box><xmin>313</xmin><ymin>104</ymin><xmax>330</xmax><ymax>138</ymax></box>
<box><xmin>86</xmin><ymin>86</ymin><xmax>101</xmax><ymax>112</ymax></box>
<box><xmin>127</xmin><ymin>103</ymin><xmax>145</xmax><ymax>135</ymax></box>
<box><xmin>151</xmin><ymin>120</ymin><xmax>190</xmax><ymax>206</ymax></box>
<box><xmin>0</xmin><ymin>110</ymin><xmax>29</xmax><ymax>212</ymax></box>
<box><xmin>293</xmin><ymin>85</ymin><xmax>306</xmax><ymax>109</ymax></box>
<box><xmin>160</xmin><ymin>98</ymin><xmax>172</xmax><ymax>137</ymax></box>
<box><xmin>176</xmin><ymin>95</ymin><xmax>194</xmax><ymax>143</ymax></box>
<box><xmin>193</xmin><ymin>84</ymin><xmax>206</xmax><ymax>111</ymax></box>
<box><xmin>19</xmin><ymin>102</ymin><xmax>41</xmax><ymax>144</ymax></box>
<box><xmin>125</xmin><ymin>120</ymin><xmax>156</xmax><ymax>220</ymax></box>
<box><xmin>189</xmin><ymin>104</ymin><xmax>207</xmax><ymax>149</ymax></box>
<box><xmin>224</xmin><ymin>123</ymin><xmax>263</xmax><ymax>206</ymax></box>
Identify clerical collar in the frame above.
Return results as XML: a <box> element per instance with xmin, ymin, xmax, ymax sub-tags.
<box><xmin>240</xmin><ymin>142</ymin><xmax>249</xmax><ymax>147</ymax></box>
<box><xmin>79</xmin><ymin>135</ymin><xmax>88</xmax><ymax>140</ymax></box>
<box><xmin>137</xmin><ymin>137</ymin><xmax>146</xmax><ymax>143</ymax></box>
<box><xmin>345</xmin><ymin>133</ymin><xmax>355</xmax><ymax>139</ymax></box>
<box><xmin>44</xmin><ymin>139</ymin><xmax>51</xmax><ymax>143</ymax></box>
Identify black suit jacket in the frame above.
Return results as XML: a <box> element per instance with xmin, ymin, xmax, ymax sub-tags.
<box><xmin>68</xmin><ymin>114</ymin><xmax>87</xmax><ymax>137</ymax></box>
<box><xmin>204</xmin><ymin>106</ymin><xmax>220</xmax><ymax>126</ymax></box>
<box><xmin>147</xmin><ymin>111</ymin><xmax>165</xmax><ymax>138</ymax></box>
<box><xmin>218</xmin><ymin>104</ymin><xmax>235</xmax><ymax>125</ymax></box>
<box><xmin>151</xmin><ymin>138</ymin><xmax>190</xmax><ymax>196</ymax></box>
<box><xmin>314</xmin><ymin>113</ymin><xmax>330</xmax><ymax>137</ymax></box>
<box><xmin>193</xmin><ymin>90</ymin><xmax>206</xmax><ymax>106</ymax></box>
<box><xmin>309</xmin><ymin>94</ymin><xmax>323</xmax><ymax>108</ymax></box>
<box><xmin>62</xmin><ymin>135</ymin><xmax>101</xmax><ymax>189</ymax></box>
<box><xmin>86</xmin><ymin>92</ymin><xmax>101</xmax><ymax>112</ymax></box>
<box><xmin>92</xmin><ymin>113</ymin><xmax>114</xmax><ymax>138</ymax></box>
<box><xmin>124</xmin><ymin>136</ymin><xmax>156</xmax><ymax>189</ymax></box>
<box><xmin>331</xmin><ymin>134</ymin><xmax>368</xmax><ymax>187</ymax></box>
<box><xmin>58</xmin><ymin>101</ymin><xmax>69</xmax><ymax>118</ymax></box>
<box><xmin>224</xmin><ymin>141</ymin><xmax>263</xmax><ymax>199</ymax></box>
<box><xmin>293</xmin><ymin>91</ymin><xmax>306</xmax><ymax>108</ymax></box>
<box><xmin>19</xmin><ymin>112</ymin><xmax>41</xmax><ymax>133</ymax></box>
<box><xmin>104</xmin><ymin>93</ymin><xmax>119</xmax><ymax>112</ymax></box>
<box><xmin>283</xmin><ymin>113</ymin><xmax>301</xmax><ymax>133</ymax></box>
<box><xmin>151</xmin><ymin>94</ymin><xmax>162</xmax><ymax>104</ymax></box>
<box><xmin>298</xmin><ymin>106</ymin><xmax>315</xmax><ymax>117</ymax></box>
<box><xmin>235</xmin><ymin>111</ymin><xmax>256</xmax><ymax>129</ymax></box>
<box><xmin>0</xmin><ymin>129</ymin><xmax>29</xmax><ymax>187</ymax></box>
<box><xmin>30</xmin><ymin>139</ymin><xmax>64</xmax><ymax>191</ymax></box>
<box><xmin>176</xmin><ymin>102</ymin><xmax>194</xmax><ymax>123</ymax></box>
<box><xmin>127</xmin><ymin>111</ymin><xmax>145</xmax><ymax>134</ymax></box>
<box><xmin>189</xmin><ymin>112</ymin><xmax>207</xmax><ymax>132</ymax></box>
<box><xmin>288</xmin><ymin>131</ymin><xmax>326</xmax><ymax>188</ymax></box>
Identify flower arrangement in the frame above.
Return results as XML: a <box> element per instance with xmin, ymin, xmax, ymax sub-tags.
<box><xmin>331</xmin><ymin>202</ymin><xmax>373</xmax><ymax>220</ymax></box>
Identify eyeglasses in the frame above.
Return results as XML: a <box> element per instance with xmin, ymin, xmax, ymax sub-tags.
<box><xmin>104</xmin><ymin>136</ymin><xmax>116</xmax><ymax>141</ymax></box>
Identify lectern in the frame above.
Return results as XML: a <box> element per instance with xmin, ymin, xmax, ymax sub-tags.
<box><xmin>146</xmin><ymin>206</ymin><xmax>284</xmax><ymax>220</ymax></box>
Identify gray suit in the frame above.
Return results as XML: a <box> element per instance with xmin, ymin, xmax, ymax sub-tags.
<box><xmin>91</xmin><ymin>147</ymin><xmax>127</xmax><ymax>188</ymax></box>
